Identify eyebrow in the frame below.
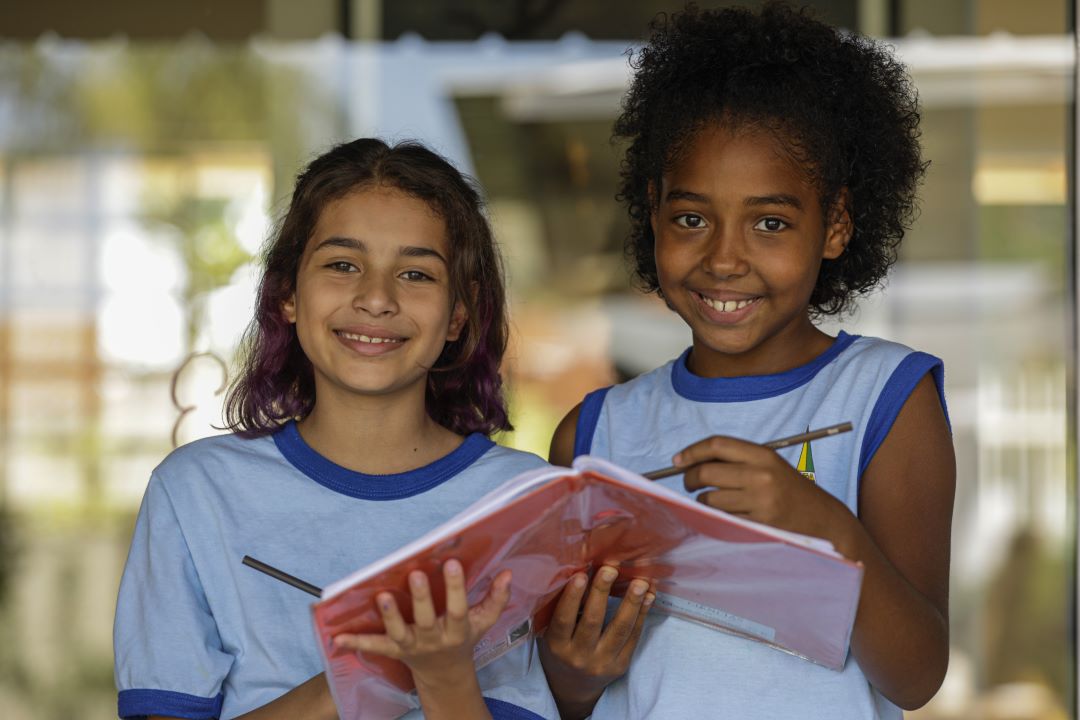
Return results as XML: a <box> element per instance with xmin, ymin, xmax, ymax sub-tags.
<box><xmin>744</xmin><ymin>194</ymin><xmax>803</xmax><ymax>210</ymax></box>
<box><xmin>662</xmin><ymin>188</ymin><xmax>803</xmax><ymax>211</ymax></box>
<box><xmin>312</xmin><ymin>236</ymin><xmax>448</xmax><ymax>264</ymax></box>
<box><xmin>663</xmin><ymin>189</ymin><xmax>709</xmax><ymax>204</ymax></box>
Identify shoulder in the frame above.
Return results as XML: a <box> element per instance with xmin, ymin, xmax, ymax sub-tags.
<box><xmin>828</xmin><ymin>333</ymin><xmax>945</xmax><ymax>397</ymax></box>
<box><xmin>151</xmin><ymin>431</ymin><xmax>279</xmax><ymax>497</ymax></box>
<box><xmin>609</xmin><ymin>356</ymin><xmax>683</xmax><ymax>399</ymax></box>
<box><xmin>579</xmin><ymin>355</ymin><xmax>684</xmax><ymax>416</ymax></box>
<box><xmin>550</xmin><ymin>355</ymin><xmax>683</xmax><ymax>464</ymax></box>
<box><xmin>156</xmin><ymin>431</ymin><xmax>272</xmax><ymax>472</ymax></box>
<box><xmin>475</xmin><ymin>442</ymin><xmax>550</xmax><ymax>475</ymax></box>
<box><xmin>841</xmin><ymin>333</ymin><xmax>941</xmax><ymax>371</ymax></box>
<box><xmin>549</xmin><ymin>402</ymin><xmax>583</xmax><ymax>466</ymax></box>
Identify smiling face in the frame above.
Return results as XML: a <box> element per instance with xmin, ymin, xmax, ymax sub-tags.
<box><xmin>651</xmin><ymin>123</ymin><xmax>851</xmax><ymax>377</ymax></box>
<box><xmin>282</xmin><ymin>186</ymin><xmax>465</xmax><ymax>405</ymax></box>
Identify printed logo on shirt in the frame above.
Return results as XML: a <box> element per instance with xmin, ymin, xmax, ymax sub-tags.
<box><xmin>796</xmin><ymin>439</ymin><xmax>816</xmax><ymax>483</ymax></box>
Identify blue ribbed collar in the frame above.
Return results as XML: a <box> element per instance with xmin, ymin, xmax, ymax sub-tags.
<box><xmin>670</xmin><ymin>331</ymin><xmax>858</xmax><ymax>402</ymax></box>
<box><xmin>272</xmin><ymin>420</ymin><xmax>494</xmax><ymax>500</ymax></box>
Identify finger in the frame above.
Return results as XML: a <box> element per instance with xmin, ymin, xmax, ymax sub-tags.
<box><xmin>469</xmin><ymin>569</ymin><xmax>512</xmax><ymax>636</ymax></box>
<box><xmin>573</xmin><ymin>565</ymin><xmax>618</xmax><ymax>647</ymax></box>
<box><xmin>614</xmin><ymin>591</ymin><xmax>654</xmax><ymax>668</ymax></box>
<box><xmin>546</xmin><ymin>572</ymin><xmax>588</xmax><ymax>641</ymax></box>
<box><xmin>408</xmin><ymin>570</ymin><xmax>437</xmax><ymax>630</ymax></box>
<box><xmin>377</xmin><ymin>592</ymin><xmax>410</xmax><ymax>644</ymax></box>
<box><xmin>673</xmin><ymin>435</ymin><xmax>773</xmax><ymax>471</ymax></box>
<box><xmin>682</xmin><ymin>462</ymin><xmax>748</xmax><ymax>493</ymax></box>
<box><xmin>596</xmin><ymin>578</ymin><xmax>649</xmax><ymax>657</ymax></box>
<box><xmin>333</xmin><ymin>632</ymin><xmax>401</xmax><ymax>658</ymax></box>
<box><xmin>442</xmin><ymin>559</ymin><xmax>469</xmax><ymax>638</ymax></box>
<box><xmin>695</xmin><ymin>488</ymin><xmax>753</xmax><ymax>514</ymax></box>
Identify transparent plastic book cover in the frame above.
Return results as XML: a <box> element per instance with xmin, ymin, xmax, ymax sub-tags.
<box><xmin>311</xmin><ymin>456</ymin><xmax>864</xmax><ymax>719</ymax></box>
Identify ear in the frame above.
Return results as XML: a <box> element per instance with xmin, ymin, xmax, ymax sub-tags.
<box><xmin>823</xmin><ymin>188</ymin><xmax>853</xmax><ymax>260</ymax></box>
<box><xmin>282</xmin><ymin>292</ymin><xmax>297</xmax><ymax>324</ymax></box>
<box><xmin>446</xmin><ymin>284</ymin><xmax>474</xmax><ymax>342</ymax></box>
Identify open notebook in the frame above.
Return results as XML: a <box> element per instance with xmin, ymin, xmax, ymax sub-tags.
<box><xmin>311</xmin><ymin>455</ymin><xmax>864</xmax><ymax>720</ymax></box>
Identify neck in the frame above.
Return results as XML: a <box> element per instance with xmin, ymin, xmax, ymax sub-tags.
<box><xmin>689</xmin><ymin>317</ymin><xmax>834</xmax><ymax>378</ymax></box>
<box><xmin>296</xmin><ymin>387</ymin><xmax>465</xmax><ymax>475</ymax></box>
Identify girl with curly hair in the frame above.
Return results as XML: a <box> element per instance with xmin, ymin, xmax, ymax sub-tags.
<box><xmin>540</xmin><ymin>4</ymin><xmax>954</xmax><ymax>718</ymax></box>
<box><xmin>113</xmin><ymin>138</ymin><xmax>557</xmax><ymax>720</ymax></box>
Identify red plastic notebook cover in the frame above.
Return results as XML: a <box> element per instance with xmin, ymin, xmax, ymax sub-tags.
<box><xmin>311</xmin><ymin>457</ymin><xmax>864</xmax><ymax>720</ymax></box>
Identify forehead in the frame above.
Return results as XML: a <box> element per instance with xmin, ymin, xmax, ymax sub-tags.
<box><xmin>662</xmin><ymin>125</ymin><xmax>819</xmax><ymax>201</ymax></box>
<box><xmin>308</xmin><ymin>186</ymin><xmax>448</xmax><ymax>254</ymax></box>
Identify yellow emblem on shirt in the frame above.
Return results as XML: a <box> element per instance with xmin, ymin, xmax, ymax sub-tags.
<box><xmin>797</xmin><ymin>439</ymin><xmax>816</xmax><ymax>483</ymax></box>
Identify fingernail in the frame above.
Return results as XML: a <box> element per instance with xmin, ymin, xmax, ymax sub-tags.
<box><xmin>631</xmin><ymin>581</ymin><xmax>646</xmax><ymax>597</ymax></box>
<box><xmin>644</xmin><ymin>593</ymin><xmax>655</xmax><ymax>607</ymax></box>
<box><xmin>573</xmin><ymin>574</ymin><xmax>587</xmax><ymax>589</ymax></box>
<box><xmin>410</xmin><ymin>572</ymin><xmax>424</xmax><ymax>589</ymax></box>
<box><xmin>600</xmin><ymin>567</ymin><xmax>618</xmax><ymax>583</ymax></box>
<box><xmin>378</xmin><ymin>594</ymin><xmax>393</xmax><ymax>611</ymax></box>
<box><xmin>672</xmin><ymin>453</ymin><xmax>682</xmax><ymax>465</ymax></box>
<box><xmin>445</xmin><ymin>559</ymin><xmax>462</xmax><ymax>576</ymax></box>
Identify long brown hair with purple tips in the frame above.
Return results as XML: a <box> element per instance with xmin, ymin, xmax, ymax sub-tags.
<box><xmin>224</xmin><ymin>138</ymin><xmax>512</xmax><ymax>437</ymax></box>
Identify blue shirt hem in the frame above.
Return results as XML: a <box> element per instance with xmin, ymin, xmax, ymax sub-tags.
<box><xmin>485</xmin><ymin>696</ymin><xmax>548</xmax><ymax>720</ymax></box>
<box><xmin>118</xmin><ymin>688</ymin><xmax>224</xmax><ymax>719</ymax></box>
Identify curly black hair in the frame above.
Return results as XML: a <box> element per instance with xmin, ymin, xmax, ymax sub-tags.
<box><xmin>615</xmin><ymin>1</ymin><xmax>926</xmax><ymax>316</ymax></box>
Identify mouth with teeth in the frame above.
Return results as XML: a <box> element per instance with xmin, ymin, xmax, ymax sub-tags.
<box><xmin>696</xmin><ymin>293</ymin><xmax>761</xmax><ymax>313</ymax></box>
<box><xmin>334</xmin><ymin>329</ymin><xmax>406</xmax><ymax>354</ymax></box>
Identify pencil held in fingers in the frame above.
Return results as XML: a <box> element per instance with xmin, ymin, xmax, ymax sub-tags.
<box><xmin>642</xmin><ymin>421</ymin><xmax>853</xmax><ymax>480</ymax></box>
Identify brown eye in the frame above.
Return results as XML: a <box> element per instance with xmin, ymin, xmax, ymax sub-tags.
<box><xmin>754</xmin><ymin>217</ymin><xmax>787</xmax><ymax>232</ymax></box>
<box><xmin>675</xmin><ymin>214</ymin><xmax>706</xmax><ymax>229</ymax></box>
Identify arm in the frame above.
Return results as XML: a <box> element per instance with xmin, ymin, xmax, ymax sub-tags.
<box><xmin>838</xmin><ymin>375</ymin><xmax>953</xmax><ymax>708</ymax></box>
<box><xmin>539</xmin><ymin>404</ymin><xmax>653</xmax><ymax>720</ymax></box>
<box><xmin>548</xmin><ymin>403</ymin><xmax>581</xmax><ymax>468</ymax></box>
<box><xmin>676</xmin><ymin>374</ymin><xmax>954</xmax><ymax>709</ymax></box>
<box><xmin>156</xmin><ymin>562</ymin><xmax>506</xmax><ymax>720</ymax></box>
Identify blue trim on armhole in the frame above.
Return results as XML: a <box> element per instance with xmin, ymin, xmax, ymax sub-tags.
<box><xmin>573</xmin><ymin>387</ymin><xmax>611</xmax><ymax>459</ymax></box>
<box><xmin>485</xmin><ymin>696</ymin><xmax>548</xmax><ymax>720</ymax></box>
<box><xmin>858</xmin><ymin>352</ymin><xmax>950</xmax><ymax>478</ymax></box>
<box><xmin>118</xmin><ymin>688</ymin><xmax>224</xmax><ymax>719</ymax></box>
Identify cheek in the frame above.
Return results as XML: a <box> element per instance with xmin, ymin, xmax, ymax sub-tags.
<box><xmin>653</xmin><ymin>235</ymin><xmax>684</xmax><ymax>282</ymax></box>
<box><xmin>762</xmin><ymin>252</ymin><xmax>820</xmax><ymax>296</ymax></box>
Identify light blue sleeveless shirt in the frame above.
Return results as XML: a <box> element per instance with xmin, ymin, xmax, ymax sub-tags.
<box><xmin>114</xmin><ymin>422</ymin><xmax>558</xmax><ymax>719</ymax></box>
<box><xmin>574</xmin><ymin>332</ymin><xmax>947</xmax><ymax>720</ymax></box>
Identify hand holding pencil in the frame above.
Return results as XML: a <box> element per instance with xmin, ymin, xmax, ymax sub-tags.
<box><xmin>650</xmin><ymin>421</ymin><xmax>856</xmax><ymax>540</ymax></box>
<box><xmin>642</xmin><ymin>422</ymin><xmax>852</xmax><ymax>480</ymax></box>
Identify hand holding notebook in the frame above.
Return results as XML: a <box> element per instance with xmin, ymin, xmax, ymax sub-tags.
<box><xmin>295</xmin><ymin>449</ymin><xmax>863</xmax><ymax>720</ymax></box>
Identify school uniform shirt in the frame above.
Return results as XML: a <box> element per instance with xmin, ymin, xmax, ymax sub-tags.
<box><xmin>573</xmin><ymin>331</ymin><xmax>948</xmax><ymax>720</ymax></box>
<box><xmin>114</xmin><ymin>422</ymin><xmax>558</xmax><ymax>720</ymax></box>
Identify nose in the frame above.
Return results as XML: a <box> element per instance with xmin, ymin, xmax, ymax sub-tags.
<box><xmin>352</xmin><ymin>271</ymin><xmax>398</xmax><ymax>317</ymax></box>
<box><xmin>701</xmin><ymin>224</ymin><xmax>750</xmax><ymax>279</ymax></box>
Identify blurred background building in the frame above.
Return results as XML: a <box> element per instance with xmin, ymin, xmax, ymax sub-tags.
<box><xmin>0</xmin><ymin>0</ymin><xmax>1074</xmax><ymax>718</ymax></box>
